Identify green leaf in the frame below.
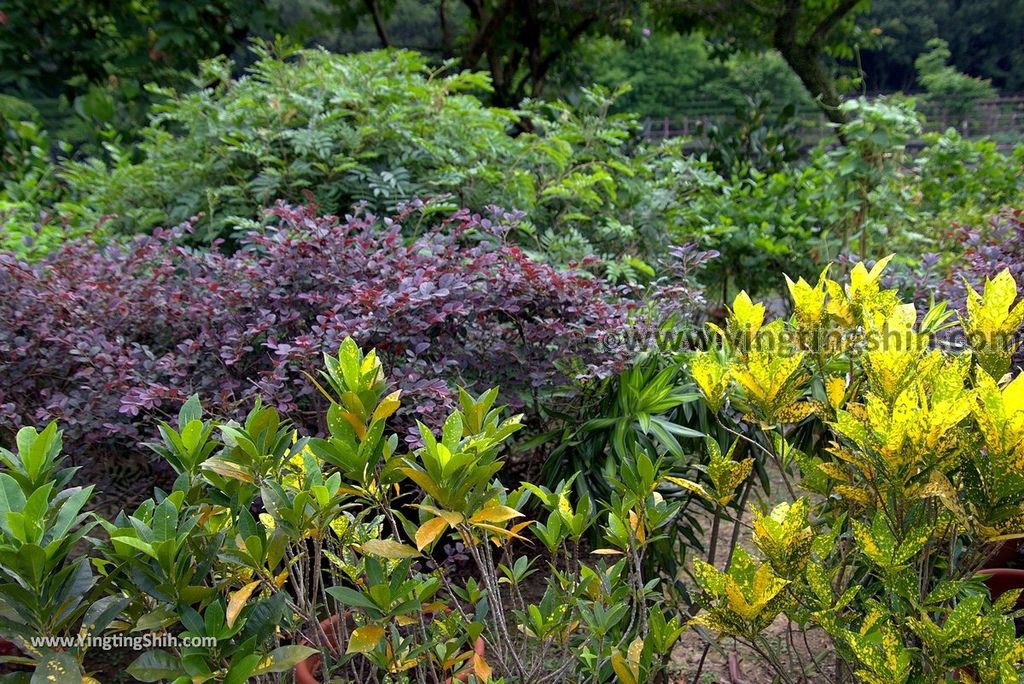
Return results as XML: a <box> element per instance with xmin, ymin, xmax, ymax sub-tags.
<box><xmin>178</xmin><ymin>394</ymin><xmax>203</xmax><ymax>430</ymax></box>
<box><xmin>126</xmin><ymin>650</ymin><xmax>182</xmax><ymax>682</ymax></box>
<box><xmin>224</xmin><ymin>653</ymin><xmax>261</xmax><ymax>684</ymax></box>
<box><xmin>111</xmin><ymin>534</ymin><xmax>157</xmax><ymax>559</ymax></box>
<box><xmin>325</xmin><ymin>586</ymin><xmax>377</xmax><ymax>612</ymax></box>
<box><xmin>31</xmin><ymin>652</ymin><xmax>81</xmax><ymax>684</ymax></box>
<box><xmin>152</xmin><ymin>498</ymin><xmax>178</xmax><ymax>544</ymax></box>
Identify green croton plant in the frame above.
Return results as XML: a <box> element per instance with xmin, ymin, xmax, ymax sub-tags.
<box><xmin>0</xmin><ymin>339</ymin><xmax>684</xmax><ymax>683</ymax></box>
<box><xmin>688</xmin><ymin>257</ymin><xmax>1024</xmax><ymax>683</ymax></box>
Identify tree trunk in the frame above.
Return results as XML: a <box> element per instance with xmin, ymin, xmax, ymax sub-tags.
<box><xmin>779</xmin><ymin>44</ymin><xmax>848</xmax><ymax>127</ymax></box>
<box><xmin>362</xmin><ymin>0</ymin><xmax>391</xmax><ymax>48</ymax></box>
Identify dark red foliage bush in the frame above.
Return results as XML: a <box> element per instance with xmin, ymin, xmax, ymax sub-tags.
<box><xmin>889</xmin><ymin>208</ymin><xmax>1024</xmax><ymax>368</ymax></box>
<box><xmin>895</xmin><ymin>209</ymin><xmax>1024</xmax><ymax>308</ymax></box>
<box><xmin>0</xmin><ymin>204</ymin><xmax>690</xmax><ymax>452</ymax></box>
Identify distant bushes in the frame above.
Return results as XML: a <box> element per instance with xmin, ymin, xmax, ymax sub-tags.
<box><xmin>0</xmin><ymin>204</ymin><xmax>700</xmax><ymax>452</ymax></box>
<box><xmin>668</xmin><ymin>100</ymin><xmax>1024</xmax><ymax>294</ymax></box>
<box><xmin>21</xmin><ymin>43</ymin><xmax>688</xmax><ymax>276</ymax></box>
<box><xmin>2</xmin><ymin>47</ymin><xmax>1020</xmax><ymax>302</ymax></box>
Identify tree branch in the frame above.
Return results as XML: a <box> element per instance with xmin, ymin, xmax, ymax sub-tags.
<box><xmin>439</xmin><ymin>0</ymin><xmax>453</xmax><ymax>58</ymax></box>
<box><xmin>527</xmin><ymin>14</ymin><xmax>598</xmax><ymax>97</ymax></box>
<box><xmin>809</xmin><ymin>0</ymin><xmax>863</xmax><ymax>46</ymax></box>
<box><xmin>461</xmin><ymin>0</ymin><xmax>517</xmax><ymax>70</ymax></box>
<box><xmin>773</xmin><ymin>0</ymin><xmax>801</xmax><ymax>50</ymax></box>
<box><xmin>362</xmin><ymin>0</ymin><xmax>391</xmax><ymax>48</ymax></box>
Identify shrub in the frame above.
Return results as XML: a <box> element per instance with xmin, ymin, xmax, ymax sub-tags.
<box><xmin>892</xmin><ymin>209</ymin><xmax>1024</xmax><ymax>370</ymax></box>
<box><xmin>0</xmin><ymin>339</ymin><xmax>687</xmax><ymax>682</ymax></box>
<box><xmin>51</xmin><ymin>42</ymin><xmax>681</xmax><ymax>275</ymax></box>
<box><xmin>0</xmin><ymin>203</ymin><xmax>694</xmax><ymax>455</ymax></box>
<box><xmin>686</xmin><ymin>258</ymin><xmax>1024</xmax><ymax>682</ymax></box>
<box><xmin>670</xmin><ymin>100</ymin><xmax>1023</xmax><ymax>297</ymax></box>
<box><xmin>897</xmin><ymin>209</ymin><xmax>1024</xmax><ymax>310</ymax></box>
<box><xmin>915</xmin><ymin>38</ymin><xmax>996</xmax><ymax>120</ymax></box>
<box><xmin>0</xmin><ymin>98</ymin><xmax>85</xmax><ymax>260</ymax></box>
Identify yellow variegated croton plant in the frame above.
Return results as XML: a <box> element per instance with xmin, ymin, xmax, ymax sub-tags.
<box><xmin>687</xmin><ymin>259</ymin><xmax>1024</xmax><ymax>684</ymax></box>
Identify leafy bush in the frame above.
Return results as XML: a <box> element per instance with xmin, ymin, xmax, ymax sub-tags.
<box><xmin>0</xmin><ymin>339</ymin><xmax>687</xmax><ymax>682</ymax></box>
<box><xmin>911</xmin><ymin>133</ymin><xmax>1024</xmax><ymax>227</ymax></box>
<box><xmin>686</xmin><ymin>258</ymin><xmax>1024</xmax><ymax>682</ymax></box>
<box><xmin>0</xmin><ymin>98</ymin><xmax>84</xmax><ymax>260</ymax></box>
<box><xmin>0</xmin><ymin>423</ymin><xmax>126</xmax><ymax>678</ymax></box>
<box><xmin>50</xmin><ymin>42</ymin><xmax>680</xmax><ymax>274</ymax></box>
<box><xmin>0</xmin><ymin>0</ymin><xmax>273</xmax><ymax>153</ymax></box>
<box><xmin>0</xmin><ymin>203</ymin><xmax>695</xmax><ymax>456</ymax></box>
<box><xmin>670</xmin><ymin>99</ymin><xmax>1023</xmax><ymax>296</ymax></box>
<box><xmin>562</xmin><ymin>31</ymin><xmax>814</xmax><ymax>119</ymax></box>
<box><xmin>698</xmin><ymin>95</ymin><xmax>802</xmax><ymax>176</ymax></box>
<box><xmin>916</xmin><ymin>38</ymin><xmax>996</xmax><ymax>119</ymax></box>
<box><xmin>894</xmin><ymin>209</ymin><xmax>1024</xmax><ymax>372</ymax></box>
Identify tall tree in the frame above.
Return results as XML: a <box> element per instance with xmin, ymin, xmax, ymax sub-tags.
<box><xmin>320</xmin><ymin>0</ymin><xmax>641</xmax><ymax>105</ymax></box>
<box><xmin>654</xmin><ymin>0</ymin><xmax>869</xmax><ymax>125</ymax></box>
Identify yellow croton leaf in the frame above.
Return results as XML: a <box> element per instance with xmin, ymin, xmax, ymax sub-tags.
<box><xmin>340</xmin><ymin>391</ymin><xmax>367</xmax><ymax>422</ymax></box>
<box><xmin>825</xmin><ymin>376</ymin><xmax>848</xmax><ymax>411</ymax></box>
<box><xmin>817</xmin><ymin>461</ymin><xmax>852</xmax><ymax>483</ymax></box>
<box><xmin>963</xmin><ymin>269</ymin><xmax>1024</xmax><ymax>378</ymax></box>
<box><xmin>610</xmin><ymin>652</ymin><xmax>639</xmax><ymax>684</ymax></box>
<box><xmin>694</xmin><ymin>438</ymin><xmax>754</xmax><ymax>505</ymax></box>
<box><xmin>827</xmin><ymin>443</ymin><xmax>875</xmax><ymax>480</ymax></box>
<box><xmin>724</xmin><ymin>564</ymin><xmax>789</xmax><ymax>621</ymax></box>
<box><xmin>785</xmin><ymin>269</ymin><xmax>828</xmax><ymax>327</ymax></box>
<box><xmin>730</xmin><ymin>291</ymin><xmax>766</xmax><ymax>342</ymax></box>
<box><xmin>340</xmin><ymin>410</ymin><xmax>368</xmax><ymax>441</ymax></box>
<box><xmin>346</xmin><ymin>625</ymin><xmax>385</xmax><ymax>654</ymax></box>
<box><xmin>730</xmin><ymin>340</ymin><xmax>808</xmax><ymax>425</ymax></box>
<box><xmin>914</xmin><ymin>470</ymin><xmax>967</xmax><ymax>523</ymax></box>
<box><xmin>861</xmin><ymin>314</ymin><xmax>933</xmax><ymax>403</ymax></box>
<box><xmin>663</xmin><ymin>475</ymin><xmax>712</xmax><ymax>502</ymax></box>
<box><xmin>361</xmin><ymin>539</ymin><xmax>421</xmax><ymax>559</ymax></box>
<box><xmin>690</xmin><ymin>351</ymin><xmax>730</xmax><ymax>412</ymax></box>
<box><xmin>469</xmin><ymin>505</ymin><xmax>523</xmax><ymax>525</ymax></box>
<box><xmin>473</xmin><ymin>652</ymin><xmax>493</xmax><ymax>682</ymax></box>
<box><xmin>973</xmin><ymin>370</ymin><xmax>1024</xmax><ymax>501</ymax></box>
<box><xmin>973</xmin><ymin>370</ymin><xmax>1024</xmax><ymax>455</ymax></box>
<box><xmin>752</xmin><ymin>499</ymin><xmax>813</xmax><ymax>575</ymax></box>
<box><xmin>415</xmin><ymin>517</ymin><xmax>450</xmax><ymax>551</ymax></box>
<box><xmin>849</xmin><ymin>255</ymin><xmax>894</xmax><ymax>299</ymax></box>
<box><xmin>226</xmin><ymin>580</ymin><xmax>261</xmax><ymax>628</ymax></box>
<box><xmin>846</xmin><ymin>255</ymin><xmax>899</xmax><ymax>321</ymax></box>
<box><xmin>273</xmin><ymin>568</ymin><xmax>289</xmax><ymax>589</ymax></box>
<box><xmin>628</xmin><ymin>509</ymin><xmax>646</xmax><ymax>544</ymax></box>
<box><xmin>371</xmin><ymin>390</ymin><xmax>402</xmax><ymax>422</ymax></box>
<box><xmin>833</xmin><ymin>484</ymin><xmax>873</xmax><ymax>506</ymax></box>
<box><xmin>474</xmin><ymin>522</ymin><xmax>530</xmax><ymax>544</ymax></box>
<box><xmin>774</xmin><ymin>401</ymin><xmax>819</xmax><ymax>424</ymax></box>
<box><xmin>825</xmin><ymin>278</ymin><xmax>855</xmax><ymax>327</ymax></box>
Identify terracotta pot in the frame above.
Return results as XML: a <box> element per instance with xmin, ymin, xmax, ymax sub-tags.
<box><xmin>984</xmin><ymin>541</ymin><xmax>1024</xmax><ymax>570</ymax></box>
<box><xmin>979</xmin><ymin>568</ymin><xmax>1024</xmax><ymax>608</ymax></box>
<box><xmin>294</xmin><ymin>612</ymin><xmax>486</xmax><ymax>684</ymax></box>
<box><xmin>952</xmin><ymin>569</ymin><xmax>1024</xmax><ymax>682</ymax></box>
<box><xmin>0</xmin><ymin>638</ymin><xmax>24</xmax><ymax>675</ymax></box>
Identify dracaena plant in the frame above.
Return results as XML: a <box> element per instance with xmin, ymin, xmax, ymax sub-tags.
<box><xmin>684</xmin><ymin>258</ymin><xmax>1024</xmax><ymax>683</ymax></box>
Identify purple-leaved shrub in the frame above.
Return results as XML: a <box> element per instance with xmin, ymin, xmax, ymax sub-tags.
<box><xmin>0</xmin><ymin>204</ymin><xmax>697</xmax><ymax>453</ymax></box>
<box><xmin>888</xmin><ymin>209</ymin><xmax>1024</xmax><ymax>369</ymax></box>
